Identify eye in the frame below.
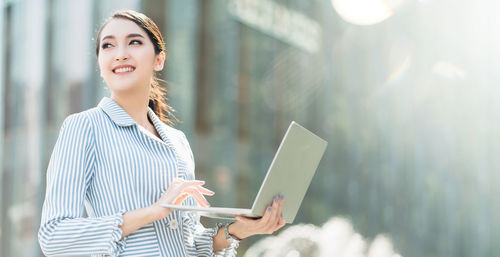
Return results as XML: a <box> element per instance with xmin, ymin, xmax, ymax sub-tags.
<box><xmin>130</xmin><ymin>39</ymin><xmax>142</xmax><ymax>45</ymax></box>
<box><xmin>101</xmin><ymin>43</ymin><xmax>113</xmax><ymax>49</ymax></box>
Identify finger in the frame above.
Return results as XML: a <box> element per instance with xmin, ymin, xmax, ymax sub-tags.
<box><xmin>183</xmin><ymin>188</ymin><xmax>209</xmax><ymax>204</ymax></box>
<box><xmin>186</xmin><ymin>185</ymin><xmax>214</xmax><ymax>198</ymax></box>
<box><xmin>179</xmin><ymin>180</ymin><xmax>206</xmax><ymax>187</ymax></box>
<box><xmin>264</xmin><ymin>196</ymin><xmax>283</xmax><ymax>233</ymax></box>
<box><xmin>195</xmin><ymin>185</ymin><xmax>215</xmax><ymax>196</ymax></box>
<box><xmin>178</xmin><ymin>180</ymin><xmax>205</xmax><ymax>191</ymax></box>
<box><xmin>276</xmin><ymin>217</ymin><xmax>286</xmax><ymax>230</ymax></box>
<box><xmin>185</xmin><ymin>188</ymin><xmax>211</xmax><ymax>207</ymax></box>
<box><xmin>169</xmin><ymin>181</ymin><xmax>203</xmax><ymax>195</ymax></box>
<box><xmin>235</xmin><ymin>215</ymin><xmax>254</xmax><ymax>224</ymax></box>
<box><xmin>258</xmin><ymin>205</ymin><xmax>273</xmax><ymax>228</ymax></box>
<box><xmin>234</xmin><ymin>215</ymin><xmax>256</xmax><ymax>227</ymax></box>
<box><xmin>276</xmin><ymin>195</ymin><xmax>285</xmax><ymax>222</ymax></box>
<box><xmin>266</xmin><ymin>196</ymin><xmax>280</xmax><ymax>228</ymax></box>
<box><xmin>269</xmin><ymin>195</ymin><xmax>284</xmax><ymax>228</ymax></box>
<box><xmin>174</xmin><ymin>184</ymin><xmax>213</xmax><ymax>207</ymax></box>
<box><xmin>173</xmin><ymin>192</ymin><xmax>189</xmax><ymax>205</ymax></box>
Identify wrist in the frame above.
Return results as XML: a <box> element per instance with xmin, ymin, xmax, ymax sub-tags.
<box><xmin>227</xmin><ymin>222</ymin><xmax>247</xmax><ymax>240</ymax></box>
<box><xmin>149</xmin><ymin>204</ymin><xmax>171</xmax><ymax>221</ymax></box>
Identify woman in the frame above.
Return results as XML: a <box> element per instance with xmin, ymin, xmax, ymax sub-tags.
<box><xmin>38</xmin><ymin>10</ymin><xmax>285</xmax><ymax>257</ymax></box>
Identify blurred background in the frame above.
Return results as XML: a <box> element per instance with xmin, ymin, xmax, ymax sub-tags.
<box><xmin>1</xmin><ymin>0</ymin><xmax>499</xmax><ymax>256</ymax></box>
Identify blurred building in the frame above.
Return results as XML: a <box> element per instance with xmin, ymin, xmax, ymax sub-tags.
<box><xmin>1</xmin><ymin>0</ymin><xmax>499</xmax><ymax>256</ymax></box>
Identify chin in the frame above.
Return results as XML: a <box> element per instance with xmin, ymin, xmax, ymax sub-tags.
<box><xmin>107</xmin><ymin>82</ymin><xmax>135</xmax><ymax>92</ymax></box>
<box><xmin>108</xmin><ymin>80</ymin><xmax>148</xmax><ymax>95</ymax></box>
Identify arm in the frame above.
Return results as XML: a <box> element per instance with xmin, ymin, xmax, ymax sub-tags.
<box><xmin>38</xmin><ymin>114</ymin><xmax>126</xmax><ymax>256</ymax></box>
<box><xmin>38</xmin><ymin>116</ymin><xmax>214</xmax><ymax>255</ymax></box>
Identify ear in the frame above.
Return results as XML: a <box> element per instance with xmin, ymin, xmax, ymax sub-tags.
<box><xmin>154</xmin><ymin>51</ymin><xmax>166</xmax><ymax>71</ymax></box>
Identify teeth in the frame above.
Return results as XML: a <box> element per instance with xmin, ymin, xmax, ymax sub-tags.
<box><xmin>114</xmin><ymin>67</ymin><xmax>134</xmax><ymax>73</ymax></box>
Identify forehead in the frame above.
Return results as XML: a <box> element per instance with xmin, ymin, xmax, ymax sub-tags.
<box><xmin>100</xmin><ymin>18</ymin><xmax>147</xmax><ymax>40</ymax></box>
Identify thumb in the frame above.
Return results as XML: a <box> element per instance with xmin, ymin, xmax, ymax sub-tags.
<box><xmin>173</xmin><ymin>193</ymin><xmax>189</xmax><ymax>205</ymax></box>
<box><xmin>235</xmin><ymin>215</ymin><xmax>252</xmax><ymax>223</ymax></box>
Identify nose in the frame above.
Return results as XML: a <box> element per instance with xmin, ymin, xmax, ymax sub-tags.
<box><xmin>115</xmin><ymin>46</ymin><xmax>129</xmax><ymax>61</ymax></box>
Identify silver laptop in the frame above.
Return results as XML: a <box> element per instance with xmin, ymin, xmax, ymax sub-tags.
<box><xmin>161</xmin><ymin>121</ymin><xmax>327</xmax><ymax>223</ymax></box>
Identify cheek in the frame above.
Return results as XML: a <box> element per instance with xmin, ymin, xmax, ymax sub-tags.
<box><xmin>97</xmin><ymin>55</ymin><xmax>110</xmax><ymax>76</ymax></box>
<box><xmin>135</xmin><ymin>47</ymin><xmax>157</xmax><ymax>66</ymax></box>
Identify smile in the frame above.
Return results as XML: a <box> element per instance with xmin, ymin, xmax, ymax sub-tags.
<box><xmin>112</xmin><ymin>66</ymin><xmax>136</xmax><ymax>74</ymax></box>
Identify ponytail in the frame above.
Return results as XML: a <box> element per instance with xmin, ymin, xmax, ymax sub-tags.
<box><xmin>148</xmin><ymin>76</ymin><xmax>177</xmax><ymax>125</ymax></box>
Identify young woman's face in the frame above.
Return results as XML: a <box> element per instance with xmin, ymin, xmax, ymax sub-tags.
<box><xmin>97</xmin><ymin>18</ymin><xmax>164</xmax><ymax>95</ymax></box>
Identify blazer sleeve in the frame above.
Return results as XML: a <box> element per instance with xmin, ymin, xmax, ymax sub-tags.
<box><xmin>38</xmin><ymin>113</ymin><xmax>126</xmax><ymax>256</ymax></box>
<box><xmin>181</xmin><ymin>205</ymin><xmax>238</xmax><ymax>257</ymax></box>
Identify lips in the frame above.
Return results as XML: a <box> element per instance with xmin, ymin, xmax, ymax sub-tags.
<box><xmin>112</xmin><ymin>65</ymin><xmax>136</xmax><ymax>74</ymax></box>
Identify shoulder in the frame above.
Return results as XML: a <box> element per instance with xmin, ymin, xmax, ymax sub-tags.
<box><xmin>61</xmin><ymin>107</ymin><xmax>105</xmax><ymax>127</ymax></box>
<box><xmin>51</xmin><ymin>109</ymin><xmax>99</xmax><ymax>151</ymax></box>
<box><xmin>58</xmin><ymin>107</ymin><xmax>102</xmax><ymax>137</ymax></box>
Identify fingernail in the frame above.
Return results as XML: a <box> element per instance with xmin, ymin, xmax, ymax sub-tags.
<box><xmin>274</xmin><ymin>196</ymin><xmax>279</xmax><ymax>203</ymax></box>
<box><xmin>281</xmin><ymin>194</ymin><xmax>285</xmax><ymax>200</ymax></box>
<box><xmin>267</xmin><ymin>206</ymin><xmax>272</xmax><ymax>212</ymax></box>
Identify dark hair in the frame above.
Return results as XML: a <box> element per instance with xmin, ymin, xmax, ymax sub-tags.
<box><xmin>95</xmin><ymin>10</ymin><xmax>176</xmax><ymax>125</ymax></box>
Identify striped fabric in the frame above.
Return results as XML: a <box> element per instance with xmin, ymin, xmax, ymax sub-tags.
<box><xmin>38</xmin><ymin>97</ymin><xmax>238</xmax><ymax>257</ymax></box>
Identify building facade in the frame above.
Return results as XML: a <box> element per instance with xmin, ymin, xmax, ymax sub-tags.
<box><xmin>1</xmin><ymin>0</ymin><xmax>498</xmax><ymax>256</ymax></box>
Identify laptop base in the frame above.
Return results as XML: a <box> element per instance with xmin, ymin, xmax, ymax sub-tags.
<box><xmin>160</xmin><ymin>204</ymin><xmax>259</xmax><ymax>220</ymax></box>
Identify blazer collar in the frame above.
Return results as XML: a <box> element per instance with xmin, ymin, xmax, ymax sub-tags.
<box><xmin>98</xmin><ymin>97</ymin><xmax>173</xmax><ymax>146</ymax></box>
<box><xmin>98</xmin><ymin>97</ymin><xmax>138</xmax><ymax>127</ymax></box>
<box><xmin>147</xmin><ymin>107</ymin><xmax>172</xmax><ymax>145</ymax></box>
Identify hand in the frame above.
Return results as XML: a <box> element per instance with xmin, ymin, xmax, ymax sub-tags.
<box><xmin>228</xmin><ymin>195</ymin><xmax>286</xmax><ymax>239</ymax></box>
<box><xmin>152</xmin><ymin>178</ymin><xmax>214</xmax><ymax>220</ymax></box>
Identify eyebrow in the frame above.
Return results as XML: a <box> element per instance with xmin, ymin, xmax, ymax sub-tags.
<box><xmin>101</xmin><ymin>33</ymin><xmax>145</xmax><ymax>41</ymax></box>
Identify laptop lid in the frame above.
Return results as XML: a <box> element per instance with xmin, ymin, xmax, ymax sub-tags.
<box><xmin>249</xmin><ymin>121</ymin><xmax>328</xmax><ymax>223</ymax></box>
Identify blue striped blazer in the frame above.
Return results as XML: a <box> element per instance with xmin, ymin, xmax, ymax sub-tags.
<box><xmin>38</xmin><ymin>97</ymin><xmax>238</xmax><ymax>257</ymax></box>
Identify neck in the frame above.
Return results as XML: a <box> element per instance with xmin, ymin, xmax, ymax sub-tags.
<box><xmin>111</xmin><ymin>90</ymin><xmax>151</xmax><ymax>128</ymax></box>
